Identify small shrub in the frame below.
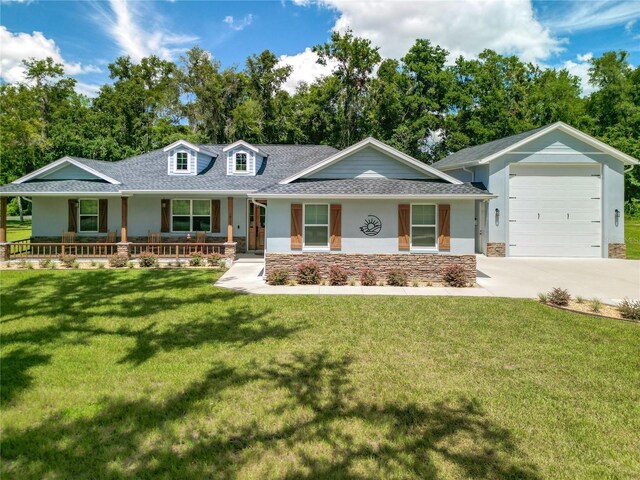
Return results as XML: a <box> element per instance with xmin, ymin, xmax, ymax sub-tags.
<box><xmin>90</xmin><ymin>260</ymin><xmax>97</xmax><ymax>267</ymax></box>
<box><xmin>538</xmin><ymin>292</ymin><xmax>548</xmax><ymax>304</ymax></box>
<box><xmin>547</xmin><ymin>287</ymin><xmax>571</xmax><ymax>306</ymax></box>
<box><xmin>175</xmin><ymin>260</ymin><xmax>183</xmax><ymax>268</ymax></box>
<box><xmin>426</xmin><ymin>281</ymin><xmax>433</xmax><ymax>287</ymax></box>
<box><xmin>267</xmin><ymin>268</ymin><xmax>289</xmax><ymax>285</ymax></box>
<box><xmin>138</xmin><ymin>251</ymin><xmax>159</xmax><ymax>268</ymax></box>
<box><xmin>348</xmin><ymin>278</ymin><xmax>356</xmax><ymax>286</ymax></box>
<box><xmin>378</xmin><ymin>280</ymin><xmax>385</xmax><ymax>286</ymax></box>
<box><xmin>18</xmin><ymin>259</ymin><xmax>33</xmax><ymax>269</ymax></box>
<box><xmin>206</xmin><ymin>252</ymin><xmax>224</xmax><ymax>267</ymax></box>
<box><xmin>443</xmin><ymin>264</ymin><xmax>468</xmax><ymax>288</ymax></box>
<box><xmin>127</xmin><ymin>261</ymin><xmax>135</xmax><ymax>269</ymax></box>
<box><xmin>387</xmin><ymin>269</ymin><xmax>408</xmax><ymax>287</ymax></box>
<box><xmin>39</xmin><ymin>258</ymin><xmax>53</xmax><ymax>269</ymax></box>
<box><xmin>189</xmin><ymin>251</ymin><xmax>205</xmax><ymax>267</ymax></box>
<box><xmin>575</xmin><ymin>295</ymin><xmax>585</xmax><ymax>304</ymax></box>
<box><xmin>328</xmin><ymin>265</ymin><xmax>348</xmax><ymax>286</ymax></box>
<box><xmin>296</xmin><ymin>261</ymin><xmax>321</xmax><ymax>285</ymax></box>
<box><xmin>360</xmin><ymin>268</ymin><xmax>377</xmax><ymax>286</ymax></box>
<box><xmin>60</xmin><ymin>255</ymin><xmax>78</xmax><ymax>268</ymax></box>
<box><xmin>71</xmin><ymin>260</ymin><xmax>80</xmax><ymax>269</ymax></box>
<box><xmin>97</xmin><ymin>262</ymin><xmax>106</xmax><ymax>269</ymax></box>
<box><xmin>108</xmin><ymin>254</ymin><xmax>129</xmax><ymax>268</ymax></box>
<box><xmin>591</xmin><ymin>298</ymin><xmax>601</xmax><ymax>313</ymax></box>
<box><xmin>412</xmin><ymin>280</ymin><xmax>420</xmax><ymax>287</ymax></box>
<box><xmin>617</xmin><ymin>298</ymin><xmax>640</xmax><ymax>321</ymax></box>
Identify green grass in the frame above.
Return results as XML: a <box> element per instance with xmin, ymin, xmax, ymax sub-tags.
<box><xmin>6</xmin><ymin>219</ymin><xmax>32</xmax><ymax>242</ymax></box>
<box><xmin>626</xmin><ymin>216</ymin><xmax>640</xmax><ymax>259</ymax></box>
<box><xmin>1</xmin><ymin>270</ymin><xmax>638</xmax><ymax>479</ymax></box>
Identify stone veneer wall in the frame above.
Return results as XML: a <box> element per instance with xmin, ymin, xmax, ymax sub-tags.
<box><xmin>32</xmin><ymin>235</ymin><xmax>247</xmax><ymax>253</ymax></box>
<box><xmin>265</xmin><ymin>253</ymin><xmax>477</xmax><ymax>283</ymax></box>
<box><xmin>486</xmin><ymin>243</ymin><xmax>506</xmax><ymax>257</ymax></box>
<box><xmin>607</xmin><ymin>243</ymin><xmax>626</xmax><ymax>259</ymax></box>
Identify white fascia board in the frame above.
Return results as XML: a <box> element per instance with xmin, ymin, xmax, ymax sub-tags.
<box><xmin>119</xmin><ymin>190</ymin><xmax>253</xmax><ymax>196</ymax></box>
<box><xmin>279</xmin><ymin>137</ymin><xmax>463</xmax><ymax>185</ymax></box>
<box><xmin>248</xmin><ymin>193</ymin><xmax>496</xmax><ymax>200</ymax></box>
<box><xmin>478</xmin><ymin>122</ymin><xmax>639</xmax><ymax>166</ymax></box>
<box><xmin>0</xmin><ymin>192</ymin><xmax>122</xmax><ymax>197</ymax></box>
<box><xmin>222</xmin><ymin>140</ymin><xmax>263</xmax><ymax>155</ymax></box>
<box><xmin>13</xmin><ymin>157</ymin><xmax>121</xmax><ymax>185</ymax></box>
<box><xmin>163</xmin><ymin>139</ymin><xmax>201</xmax><ymax>153</ymax></box>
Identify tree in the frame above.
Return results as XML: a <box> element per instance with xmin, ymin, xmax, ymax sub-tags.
<box><xmin>313</xmin><ymin>29</ymin><xmax>381</xmax><ymax>147</ymax></box>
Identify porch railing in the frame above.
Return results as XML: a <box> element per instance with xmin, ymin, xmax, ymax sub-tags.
<box><xmin>8</xmin><ymin>240</ymin><xmax>225</xmax><ymax>260</ymax></box>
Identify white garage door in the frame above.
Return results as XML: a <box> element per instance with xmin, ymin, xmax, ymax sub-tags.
<box><xmin>508</xmin><ymin>164</ymin><xmax>601</xmax><ymax>257</ymax></box>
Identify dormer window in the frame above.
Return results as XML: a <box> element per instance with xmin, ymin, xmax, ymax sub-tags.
<box><xmin>176</xmin><ymin>152</ymin><xmax>189</xmax><ymax>171</ymax></box>
<box><xmin>235</xmin><ymin>153</ymin><xmax>247</xmax><ymax>172</ymax></box>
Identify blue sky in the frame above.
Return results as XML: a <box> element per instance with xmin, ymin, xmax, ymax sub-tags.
<box><xmin>2</xmin><ymin>0</ymin><xmax>639</xmax><ymax>96</ymax></box>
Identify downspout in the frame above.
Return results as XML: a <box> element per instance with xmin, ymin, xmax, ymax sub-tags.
<box><xmin>624</xmin><ymin>165</ymin><xmax>634</xmax><ymax>173</ymax></box>
<box><xmin>250</xmin><ymin>199</ymin><xmax>268</xmax><ymax>278</ymax></box>
<box><xmin>462</xmin><ymin>166</ymin><xmax>475</xmax><ymax>182</ymax></box>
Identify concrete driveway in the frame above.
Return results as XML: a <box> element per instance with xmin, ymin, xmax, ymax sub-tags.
<box><xmin>477</xmin><ymin>256</ymin><xmax>640</xmax><ymax>304</ymax></box>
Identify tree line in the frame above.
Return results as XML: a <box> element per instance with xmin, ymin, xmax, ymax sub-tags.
<box><xmin>1</xmin><ymin>30</ymin><xmax>639</xmax><ymax>210</ymax></box>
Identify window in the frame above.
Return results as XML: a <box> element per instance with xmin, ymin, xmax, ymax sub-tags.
<box><xmin>235</xmin><ymin>152</ymin><xmax>247</xmax><ymax>172</ymax></box>
<box><xmin>171</xmin><ymin>199</ymin><xmax>211</xmax><ymax>232</ymax></box>
<box><xmin>411</xmin><ymin>204</ymin><xmax>437</xmax><ymax>249</ymax></box>
<box><xmin>176</xmin><ymin>152</ymin><xmax>189</xmax><ymax>171</ymax></box>
<box><xmin>303</xmin><ymin>204</ymin><xmax>329</xmax><ymax>248</ymax></box>
<box><xmin>79</xmin><ymin>199</ymin><xmax>99</xmax><ymax>232</ymax></box>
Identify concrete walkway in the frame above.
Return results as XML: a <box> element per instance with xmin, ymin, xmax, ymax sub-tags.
<box><xmin>216</xmin><ymin>255</ymin><xmax>640</xmax><ymax>302</ymax></box>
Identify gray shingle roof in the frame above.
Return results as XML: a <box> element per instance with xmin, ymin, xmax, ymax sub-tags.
<box><xmin>432</xmin><ymin>125</ymin><xmax>549</xmax><ymax>171</ymax></box>
<box><xmin>254</xmin><ymin>179</ymin><xmax>491</xmax><ymax>197</ymax></box>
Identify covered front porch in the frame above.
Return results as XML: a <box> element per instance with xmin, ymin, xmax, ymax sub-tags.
<box><xmin>0</xmin><ymin>195</ymin><xmax>244</xmax><ymax>263</ymax></box>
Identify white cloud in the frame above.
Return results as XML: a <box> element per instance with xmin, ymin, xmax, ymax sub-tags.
<box><xmin>543</xmin><ymin>0</ymin><xmax>640</xmax><ymax>33</ymax></box>
<box><xmin>0</xmin><ymin>26</ymin><xmax>100</xmax><ymax>85</ymax></box>
<box><xmin>277</xmin><ymin>47</ymin><xmax>336</xmax><ymax>94</ymax></box>
<box><xmin>625</xmin><ymin>19</ymin><xmax>636</xmax><ymax>33</ymax></box>
<box><xmin>561</xmin><ymin>53</ymin><xmax>595</xmax><ymax>96</ymax></box>
<box><xmin>223</xmin><ymin>14</ymin><xmax>254</xmax><ymax>31</ymax></box>
<box><xmin>294</xmin><ymin>0</ymin><xmax>563</xmax><ymax>63</ymax></box>
<box><xmin>93</xmin><ymin>0</ymin><xmax>198</xmax><ymax>61</ymax></box>
<box><xmin>75</xmin><ymin>81</ymin><xmax>102</xmax><ymax>98</ymax></box>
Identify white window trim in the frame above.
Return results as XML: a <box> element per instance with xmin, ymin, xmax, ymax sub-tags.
<box><xmin>302</xmin><ymin>203</ymin><xmax>330</xmax><ymax>251</ymax></box>
<box><xmin>170</xmin><ymin>199</ymin><xmax>211</xmax><ymax>233</ymax></box>
<box><xmin>78</xmin><ymin>198</ymin><xmax>99</xmax><ymax>233</ymax></box>
<box><xmin>233</xmin><ymin>151</ymin><xmax>250</xmax><ymax>174</ymax></box>
<box><xmin>174</xmin><ymin>150</ymin><xmax>190</xmax><ymax>173</ymax></box>
<box><xmin>410</xmin><ymin>203</ymin><xmax>438</xmax><ymax>252</ymax></box>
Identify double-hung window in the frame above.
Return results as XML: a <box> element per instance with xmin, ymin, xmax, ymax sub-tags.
<box><xmin>411</xmin><ymin>204</ymin><xmax>437</xmax><ymax>250</ymax></box>
<box><xmin>303</xmin><ymin>204</ymin><xmax>329</xmax><ymax>249</ymax></box>
<box><xmin>171</xmin><ymin>200</ymin><xmax>211</xmax><ymax>232</ymax></box>
<box><xmin>235</xmin><ymin>153</ymin><xmax>247</xmax><ymax>172</ymax></box>
<box><xmin>175</xmin><ymin>152</ymin><xmax>189</xmax><ymax>172</ymax></box>
<box><xmin>79</xmin><ymin>199</ymin><xmax>99</xmax><ymax>232</ymax></box>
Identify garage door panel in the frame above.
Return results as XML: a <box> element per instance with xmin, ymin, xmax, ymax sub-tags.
<box><xmin>508</xmin><ymin>164</ymin><xmax>601</xmax><ymax>258</ymax></box>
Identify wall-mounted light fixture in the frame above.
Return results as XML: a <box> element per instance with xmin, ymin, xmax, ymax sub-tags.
<box><xmin>615</xmin><ymin>209</ymin><xmax>620</xmax><ymax>227</ymax></box>
<box><xmin>495</xmin><ymin>208</ymin><xmax>500</xmax><ymax>226</ymax></box>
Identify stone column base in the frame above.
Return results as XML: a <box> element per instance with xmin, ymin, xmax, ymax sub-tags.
<box><xmin>486</xmin><ymin>243</ymin><xmax>506</xmax><ymax>257</ymax></box>
<box><xmin>0</xmin><ymin>242</ymin><xmax>10</xmax><ymax>261</ymax></box>
<box><xmin>608</xmin><ymin>243</ymin><xmax>626</xmax><ymax>259</ymax></box>
<box><xmin>116</xmin><ymin>242</ymin><xmax>131</xmax><ymax>256</ymax></box>
<box><xmin>223</xmin><ymin>242</ymin><xmax>237</xmax><ymax>266</ymax></box>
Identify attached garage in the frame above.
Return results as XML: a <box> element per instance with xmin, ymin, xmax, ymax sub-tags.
<box><xmin>508</xmin><ymin>164</ymin><xmax>601</xmax><ymax>257</ymax></box>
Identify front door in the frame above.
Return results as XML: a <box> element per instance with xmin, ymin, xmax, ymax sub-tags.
<box><xmin>248</xmin><ymin>201</ymin><xmax>266</xmax><ymax>251</ymax></box>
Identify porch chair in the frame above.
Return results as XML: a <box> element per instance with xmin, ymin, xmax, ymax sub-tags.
<box><xmin>105</xmin><ymin>231</ymin><xmax>117</xmax><ymax>255</ymax></box>
<box><xmin>148</xmin><ymin>231</ymin><xmax>162</xmax><ymax>254</ymax></box>
<box><xmin>62</xmin><ymin>231</ymin><xmax>76</xmax><ymax>243</ymax></box>
<box><xmin>195</xmin><ymin>231</ymin><xmax>207</xmax><ymax>244</ymax></box>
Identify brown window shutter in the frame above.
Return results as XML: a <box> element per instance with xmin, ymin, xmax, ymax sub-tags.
<box><xmin>211</xmin><ymin>199</ymin><xmax>220</xmax><ymax>232</ymax></box>
<box><xmin>99</xmin><ymin>199</ymin><xmax>108</xmax><ymax>233</ymax></box>
<box><xmin>291</xmin><ymin>203</ymin><xmax>302</xmax><ymax>250</ymax></box>
<box><xmin>398</xmin><ymin>204</ymin><xmax>410</xmax><ymax>250</ymax></box>
<box><xmin>438</xmin><ymin>204</ymin><xmax>451</xmax><ymax>251</ymax></box>
<box><xmin>161</xmin><ymin>199</ymin><xmax>170</xmax><ymax>232</ymax></box>
<box><xmin>68</xmin><ymin>199</ymin><xmax>78</xmax><ymax>232</ymax></box>
<box><xmin>330</xmin><ymin>204</ymin><xmax>342</xmax><ymax>250</ymax></box>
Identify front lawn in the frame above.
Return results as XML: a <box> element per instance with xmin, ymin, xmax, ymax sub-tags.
<box><xmin>626</xmin><ymin>216</ymin><xmax>640</xmax><ymax>259</ymax></box>
<box><xmin>1</xmin><ymin>270</ymin><xmax>638</xmax><ymax>479</ymax></box>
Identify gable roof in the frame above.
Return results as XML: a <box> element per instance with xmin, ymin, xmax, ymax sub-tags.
<box><xmin>432</xmin><ymin>122</ymin><xmax>639</xmax><ymax>171</ymax></box>
<box><xmin>13</xmin><ymin>157</ymin><xmax>122</xmax><ymax>185</ymax></box>
<box><xmin>222</xmin><ymin>140</ymin><xmax>267</xmax><ymax>156</ymax></box>
<box><xmin>280</xmin><ymin>137</ymin><xmax>463</xmax><ymax>185</ymax></box>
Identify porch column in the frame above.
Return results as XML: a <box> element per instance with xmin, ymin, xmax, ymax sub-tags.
<box><xmin>227</xmin><ymin>197</ymin><xmax>233</xmax><ymax>243</ymax></box>
<box><xmin>0</xmin><ymin>197</ymin><xmax>9</xmax><ymax>261</ymax></box>
<box><xmin>120</xmin><ymin>197</ymin><xmax>128</xmax><ymax>243</ymax></box>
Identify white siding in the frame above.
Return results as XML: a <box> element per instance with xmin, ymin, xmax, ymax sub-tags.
<box><xmin>308</xmin><ymin>146</ymin><xmax>433</xmax><ymax>179</ymax></box>
<box><xmin>266</xmin><ymin>198</ymin><xmax>474</xmax><ymax>255</ymax></box>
